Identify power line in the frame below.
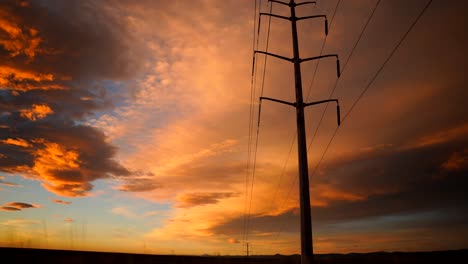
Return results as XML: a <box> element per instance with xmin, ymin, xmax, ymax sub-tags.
<box><xmin>307</xmin><ymin>0</ymin><xmax>382</xmax><ymax>152</ymax></box>
<box><xmin>270</xmin><ymin>0</ymin><xmax>433</xmax><ymax>248</ymax></box>
<box><xmin>309</xmin><ymin>0</ymin><xmax>434</xmax><ymax>181</ymax></box>
<box><xmin>268</xmin><ymin>132</ymin><xmax>296</xmax><ymax>215</ymax></box>
<box><xmin>244</xmin><ymin>0</ymin><xmax>273</xmax><ymax>245</ymax></box>
<box><xmin>265</xmin><ymin>0</ymin><xmax>343</xmax><ymax>251</ymax></box>
<box><xmin>269</xmin><ymin>0</ymin><xmax>344</xmax><ymax>220</ymax></box>
<box><xmin>242</xmin><ymin>0</ymin><xmax>259</xmax><ymax>246</ymax></box>
<box><xmin>304</xmin><ymin>0</ymin><xmax>342</xmax><ymax>101</ymax></box>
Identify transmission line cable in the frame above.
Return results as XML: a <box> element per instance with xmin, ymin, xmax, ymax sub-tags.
<box><xmin>245</xmin><ymin>0</ymin><xmax>273</xmax><ymax>244</ymax></box>
<box><xmin>264</xmin><ymin>0</ymin><xmax>344</xmax><ymax>251</ymax></box>
<box><xmin>273</xmin><ymin>0</ymin><xmax>343</xmax><ymax>212</ymax></box>
<box><xmin>309</xmin><ymin>0</ymin><xmax>434</xmax><ymax>184</ymax></box>
<box><xmin>267</xmin><ymin>0</ymin><xmax>343</xmax><ymax>220</ymax></box>
<box><xmin>304</xmin><ymin>0</ymin><xmax>342</xmax><ymax>101</ymax></box>
<box><xmin>271</xmin><ymin>0</ymin><xmax>433</xmax><ymax>247</ymax></box>
<box><xmin>242</xmin><ymin>0</ymin><xmax>260</xmax><ymax>246</ymax></box>
<box><xmin>307</xmin><ymin>0</ymin><xmax>382</xmax><ymax>152</ymax></box>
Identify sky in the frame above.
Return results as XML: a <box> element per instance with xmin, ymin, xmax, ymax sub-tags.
<box><xmin>0</xmin><ymin>0</ymin><xmax>467</xmax><ymax>256</ymax></box>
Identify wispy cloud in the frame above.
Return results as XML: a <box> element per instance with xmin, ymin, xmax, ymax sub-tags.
<box><xmin>176</xmin><ymin>192</ymin><xmax>238</xmax><ymax>208</ymax></box>
<box><xmin>0</xmin><ymin>219</ymin><xmax>40</xmax><ymax>227</ymax></box>
<box><xmin>0</xmin><ymin>176</ymin><xmax>22</xmax><ymax>187</ymax></box>
<box><xmin>0</xmin><ymin>202</ymin><xmax>40</xmax><ymax>211</ymax></box>
<box><xmin>118</xmin><ymin>178</ymin><xmax>161</xmax><ymax>192</ymax></box>
<box><xmin>52</xmin><ymin>199</ymin><xmax>71</xmax><ymax>205</ymax></box>
<box><xmin>111</xmin><ymin>207</ymin><xmax>139</xmax><ymax>219</ymax></box>
<box><xmin>0</xmin><ymin>206</ymin><xmax>21</xmax><ymax>211</ymax></box>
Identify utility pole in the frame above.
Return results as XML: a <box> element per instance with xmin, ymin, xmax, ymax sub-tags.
<box><xmin>255</xmin><ymin>1</ymin><xmax>341</xmax><ymax>263</ymax></box>
<box><xmin>246</xmin><ymin>242</ymin><xmax>250</xmax><ymax>257</ymax></box>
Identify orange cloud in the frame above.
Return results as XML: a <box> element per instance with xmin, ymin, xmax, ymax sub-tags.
<box><xmin>441</xmin><ymin>149</ymin><xmax>468</xmax><ymax>171</ymax></box>
<box><xmin>0</xmin><ymin>0</ymin><xmax>132</xmax><ymax>199</ymax></box>
<box><xmin>20</xmin><ymin>104</ymin><xmax>53</xmax><ymax>121</ymax></box>
<box><xmin>0</xmin><ymin>65</ymin><xmax>54</xmax><ymax>82</ymax></box>
<box><xmin>0</xmin><ymin>14</ymin><xmax>42</xmax><ymax>59</ymax></box>
<box><xmin>31</xmin><ymin>141</ymin><xmax>88</xmax><ymax>197</ymax></box>
<box><xmin>1</xmin><ymin>137</ymin><xmax>31</xmax><ymax>147</ymax></box>
<box><xmin>313</xmin><ymin>184</ymin><xmax>365</xmax><ymax>207</ymax></box>
<box><xmin>0</xmin><ymin>66</ymin><xmax>66</xmax><ymax>92</ymax></box>
<box><xmin>52</xmin><ymin>199</ymin><xmax>71</xmax><ymax>205</ymax></box>
<box><xmin>2</xmin><ymin>131</ymin><xmax>129</xmax><ymax>197</ymax></box>
<box><xmin>404</xmin><ymin>123</ymin><xmax>468</xmax><ymax>150</ymax></box>
<box><xmin>64</xmin><ymin>217</ymin><xmax>73</xmax><ymax>222</ymax></box>
<box><xmin>33</xmin><ymin>141</ymin><xmax>80</xmax><ymax>172</ymax></box>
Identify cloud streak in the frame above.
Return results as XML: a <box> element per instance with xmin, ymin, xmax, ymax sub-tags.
<box><xmin>0</xmin><ymin>175</ymin><xmax>21</xmax><ymax>187</ymax></box>
<box><xmin>176</xmin><ymin>192</ymin><xmax>239</xmax><ymax>208</ymax></box>
<box><xmin>0</xmin><ymin>202</ymin><xmax>39</xmax><ymax>211</ymax></box>
<box><xmin>52</xmin><ymin>199</ymin><xmax>71</xmax><ymax>205</ymax></box>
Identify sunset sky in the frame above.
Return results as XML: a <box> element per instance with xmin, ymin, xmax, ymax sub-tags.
<box><xmin>1</xmin><ymin>0</ymin><xmax>467</xmax><ymax>256</ymax></box>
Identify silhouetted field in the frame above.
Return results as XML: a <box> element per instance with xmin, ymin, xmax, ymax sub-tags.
<box><xmin>2</xmin><ymin>247</ymin><xmax>467</xmax><ymax>264</ymax></box>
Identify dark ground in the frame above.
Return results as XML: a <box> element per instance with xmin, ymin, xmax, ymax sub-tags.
<box><xmin>2</xmin><ymin>247</ymin><xmax>467</xmax><ymax>264</ymax></box>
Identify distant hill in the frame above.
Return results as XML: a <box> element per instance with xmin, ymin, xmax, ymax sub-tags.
<box><xmin>1</xmin><ymin>247</ymin><xmax>467</xmax><ymax>264</ymax></box>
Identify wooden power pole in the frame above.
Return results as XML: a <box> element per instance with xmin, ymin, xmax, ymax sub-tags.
<box><xmin>255</xmin><ymin>1</ymin><xmax>341</xmax><ymax>263</ymax></box>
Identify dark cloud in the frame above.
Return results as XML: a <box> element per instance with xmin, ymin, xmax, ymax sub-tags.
<box><xmin>0</xmin><ymin>201</ymin><xmax>38</xmax><ymax>211</ymax></box>
<box><xmin>0</xmin><ymin>0</ymin><xmax>140</xmax><ymax>196</ymax></box>
<box><xmin>0</xmin><ymin>206</ymin><xmax>20</xmax><ymax>211</ymax></box>
<box><xmin>1</xmin><ymin>0</ymin><xmax>142</xmax><ymax>79</ymax></box>
<box><xmin>209</xmin><ymin>129</ymin><xmax>468</xmax><ymax>236</ymax></box>
<box><xmin>209</xmin><ymin>209</ymin><xmax>300</xmax><ymax>236</ymax></box>
<box><xmin>313</xmin><ymin>129</ymin><xmax>468</xmax><ymax>223</ymax></box>
<box><xmin>0</xmin><ymin>118</ymin><xmax>130</xmax><ymax>197</ymax></box>
<box><xmin>176</xmin><ymin>192</ymin><xmax>238</xmax><ymax>208</ymax></box>
<box><xmin>5</xmin><ymin>202</ymin><xmax>35</xmax><ymax>208</ymax></box>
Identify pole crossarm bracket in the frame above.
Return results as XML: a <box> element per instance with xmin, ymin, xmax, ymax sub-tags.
<box><xmin>304</xmin><ymin>99</ymin><xmax>342</xmax><ymax>126</ymax></box>
<box><xmin>259</xmin><ymin>12</ymin><xmax>290</xmax><ymax>21</ymax></box>
<box><xmin>260</xmin><ymin>96</ymin><xmax>296</xmax><ymax>107</ymax></box>
<box><xmin>254</xmin><ymin>50</ymin><xmax>293</xmax><ymax>62</ymax></box>
<box><xmin>300</xmin><ymin>54</ymin><xmax>337</xmax><ymax>63</ymax></box>
<box><xmin>300</xmin><ymin>54</ymin><xmax>341</xmax><ymax>77</ymax></box>
<box><xmin>297</xmin><ymin>14</ymin><xmax>328</xmax><ymax>35</ymax></box>
<box><xmin>256</xmin><ymin>1</ymin><xmax>342</xmax><ymax>263</ymax></box>
<box><xmin>296</xmin><ymin>1</ymin><xmax>317</xmax><ymax>6</ymax></box>
<box><xmin>303</xmin><ymin>98</ymin><xmax>338</xmax><ymax>107</ymax></box>
<box><xmin>268</xmin><ymin>0</ymin><xmax>316</xmax><ymax>7</ymax></box>
<box><xmin>296</xmin><ymin>15</ymin><xmax>326</xmax><ymax>21</ymax></box>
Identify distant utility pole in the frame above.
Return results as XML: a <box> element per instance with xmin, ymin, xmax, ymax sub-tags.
<box><xmin>246</xmin><ymin>242</ymin><xmax>250</xmax><ymax>257</ymax></box>
<box><xmin>255</xmin><ymin>1</ymin><xmax>341</xmax><ymax>264</ymax></box>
